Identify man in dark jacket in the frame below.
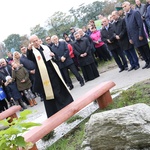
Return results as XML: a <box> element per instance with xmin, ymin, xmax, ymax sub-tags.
<box><xmin>101</xmin><ymin>17</ymin><xmax>128</xmax><ymax>72</ymax></box>
<box><xmin>20</xmin><ymin>46</ymin><xmax>36</xmax><ymax>85</ymax></box>
<box><xmin>45</xmin><ymin>36</ymin><xmax>54</xmax><ymax>50</ymax></box>
<box><xmin>135</xmin><ymin>0</ymin><xmax>146</xmax><ymax>16</ymax></box>
<box><xmin>73</xmin><ymin>32</ymin><xmax>99</xmax><ymax>82</ymax></box>
<box><xmin>112</xmin><ymin>11</ymin><xmax>140</xmax><ymax>71</ymax></box>
<box><xmin>122</xmin><ymin>1</ymin><xmax>150</xmax><ymax>69</ymax></box>
<box><xmin>0</xmin><ymin>58</ymin><xmax>12</xmax><ymax>83</ymax></box>
<box><xmin>0</xmin><ymin>58</ymin><xmax>15</xmax><ymax>106</ymax></box>
<box><xmin>70</xmin><ymin>27</ymin><xmax>76</xmax><ymax>41</ymax></box>
<box><xmin>51</xmin><ymin>35</ymin><xmax>84</xmax><ymax>90</ymax></box>
<box><xmin>20</xmin><ymin>46</ymin><xmax>41</xmax><ymax>102</ymax></box>
<box><xmin>135</xmin><ymin>0</ymin><xmax>149</xmax><ymax>39</ymax></box>
<box><xmin>145</xmin><ymin>0</ymin><xmax>150</xmax><ymax>34</ymax></box>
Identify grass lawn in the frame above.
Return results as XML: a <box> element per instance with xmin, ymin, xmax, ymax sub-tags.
<box><xmin>46</xmin><ymin>78</ymin><xmax>150</xmax><ymax>150</ymax></box>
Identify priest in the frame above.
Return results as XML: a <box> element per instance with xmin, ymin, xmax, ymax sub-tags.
<box><xmin>27</xmin><ymin>35</ymin><xmax>74</xmax><ymax>118</ymax></box>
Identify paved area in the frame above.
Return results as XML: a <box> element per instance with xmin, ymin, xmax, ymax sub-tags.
<box><xmin>18</xmin><ymin>60</ymin><xmax>150</xmax><ymax>149</ymax></box>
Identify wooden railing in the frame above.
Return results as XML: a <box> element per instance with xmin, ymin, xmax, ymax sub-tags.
<box><xmin>24</xmin><ymin>81</ymin><xmax>115</xmax><ymax>150</ymax></box>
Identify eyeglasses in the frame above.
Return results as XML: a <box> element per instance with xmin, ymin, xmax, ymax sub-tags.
<box><xmin>46</xmin><ymin>39</ymin><xmax>51</xmax><ymax>41</ymax></box>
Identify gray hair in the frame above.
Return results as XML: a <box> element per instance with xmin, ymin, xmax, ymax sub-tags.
<box><xmin>122</xmin><ymin>1</ymin><xmax>131</xmax><ymax>6</ymax></box>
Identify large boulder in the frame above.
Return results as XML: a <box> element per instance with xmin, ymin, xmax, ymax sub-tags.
<box><xmin>82</xmin><ymin>103</ymin><xmax>150</xmax><ymax>150</ymax></box>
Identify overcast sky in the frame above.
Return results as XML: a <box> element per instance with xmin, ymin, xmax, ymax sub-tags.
<box><xmin>0</xmin><ymin>0</ymin><xmax>96</xmax><ymax>41</ymax></box>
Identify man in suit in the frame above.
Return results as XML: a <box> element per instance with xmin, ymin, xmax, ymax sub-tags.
<box><xmin>0</xmin><ymin>58</ymin><xmax>14</xmax><ymax>106</ymax></box>
<box><xmin>51</xmin><ymin>35</ymin><xmax>84</xmax><ymax>90</ymax></box>
<box><xmin>101</xmin><ymin>17</ymin><xmax>128</xmax><ymax>72</ymax></box>
<box><xmin>0</xmin><ymin>58</ymin><xmax>12</xmax><ymax>79</ymax></box>
<box><xmin>112</xmin><ymin>10</ymin><xmax>140</xmax><ymax>71</ymax></box>
<box><xmin>20</xmin><ymin>46</ymin><xmax>36</xmax><ymax>86</ymax></box>
<box><xmin>20</xmin><ymin>46</ymin><xmax>43</xmax><ymax>102</ymax></box>
<box><xmin>45</xmin><ymin>36</ymin><xmax>53</xmax><ymax>50</ymax></box>
<box><xmin>122</xmin><ymin>1</ymin><xmax>150</xmax><ymax>69</ymax></box>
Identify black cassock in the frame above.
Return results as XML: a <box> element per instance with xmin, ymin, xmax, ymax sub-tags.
<box><xmin>73</xmin><ymin>38</ymin><xmax>99</xmax><ymax>82</ymax></box>
<box><xmin>27</xmin><ymin>46</ymin><xmax>74</xmax><ymax>118</ymax></box>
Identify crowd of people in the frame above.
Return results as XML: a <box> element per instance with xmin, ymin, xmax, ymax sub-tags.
<box><xmin>0</xmin><ymin>0</ymin><xmax>150</xmax><ymax>118</ymax></box>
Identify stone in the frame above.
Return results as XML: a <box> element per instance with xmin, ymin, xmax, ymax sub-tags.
<box><xmin>82</xmin><ymin>103</ymin><xmax>150</xmax><ymax>150</ymax></box>
<box><xmin>0</xmin><ymin>124</ymin><xmax>8</xmax><ymax>130</ymax></box>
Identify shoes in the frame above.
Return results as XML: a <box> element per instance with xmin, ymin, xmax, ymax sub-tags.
<box><xmin>134</xmin><ymin>66</ymin><xmax>140</xmax><ymax>70</ymax></box>
<box><xmin>9</xmin><ymin>100</ymin><xmax>15</xmax><ymax>106</ymax></box>
<box><xmin>119</xmin><ymin>68</ymin><xmax>124</xmax><ymax>73</ymax></box>
<box><xmin>29</xmin><ymin>100</ymin><xmax>34</xmax><ymax>107</ymax></box>
<box><xmin>69</xmin><ymin>85</ymin><xmax>74</xmax><ymax>90</ymax></box>
<box><xmin>146</xmin><ymin>63</ymin><xmax>150</xmax><ymax>68</ymax></box>
<box><xmin>142</xmin><ymin>63</ymin><xmax>149</xmax><ymax>69</ymax></box>
<box><xmin>80</xmin><ymin>82</ymin><xmax>85</xmax><ymax>87</ymax></box>
<box><xmin>124</xmin><ymin>67</ymin><xmax>128</xmax><ymax>70</ymax></box>
<box><xmin>128</xmin><ymin>66</ymin><xmax>135</xmax><ymax>71</ymax></box>
<box><xmin>32</xmin><ymin>99</ymin><xmax>37</xmax><ymax>105</ymax></box>
<box><xmin>40</xmin><ymin>97</ymin><xmax>44</xmax><ymax>102</ymax></box>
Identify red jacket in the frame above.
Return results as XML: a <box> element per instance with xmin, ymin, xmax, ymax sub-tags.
<box><xmin>67</xmin><ymin>44</ymin><xmax>74</xmax><ymax>58</ymax></box>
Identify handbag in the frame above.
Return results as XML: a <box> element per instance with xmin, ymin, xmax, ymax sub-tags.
<box><xmin>0</xmin><ymin>87</ymin><xmax>6</xmax><ymax>101</ymax></box>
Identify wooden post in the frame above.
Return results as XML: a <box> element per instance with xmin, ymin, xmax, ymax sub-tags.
<box><xmin>29</xmin><ymin>144</ymin><xmax>38</xmax><ymax>150</ymax></box>
<box><xmin>97</xmin><ymin>90</ymin><xmax>113</xmax><ymax>109</ymax></box>
<box><xmin>8</xmin><ymin>113</ymin><xmax>18</xmax><ymax>123</ymax></box>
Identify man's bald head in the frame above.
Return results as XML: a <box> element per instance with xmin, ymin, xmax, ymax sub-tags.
<box><xmin>29</xmin><ymin>35</ymin><xmax>40</xmax><ymax>48</ymax></box>
<box><xmin>29</xmin><ymin>35</ymin><xmax>38</xmax><ymax>42</ymax></box>
<box><xmin>112</xmin><ymin>11</ymin><xmax>120</xmax><ymax>20</ymax></box>
<box><xmin>101</xmin><ymin>17</ymin><xmax>109</xmax><ymax>27</ymax></box>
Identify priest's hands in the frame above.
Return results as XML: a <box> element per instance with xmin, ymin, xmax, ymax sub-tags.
<box><xmin>28</xmin><ymin>43</ymin><xmax>33</xmax><ymax>50</ymax></box>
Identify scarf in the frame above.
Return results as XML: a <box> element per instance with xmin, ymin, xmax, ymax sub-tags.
<box><xmin>32</xmin><ymin>45</ymin><xmax>54</xmax><ymax>100</ymax></box>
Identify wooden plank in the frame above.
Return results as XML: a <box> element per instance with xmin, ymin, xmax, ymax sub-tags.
<box><xmin>24</xmin><ymin>81</ymin><xmax>115</xmax><ymax>144</ymax></box>
<box><xmin>0</xmin><ymin>106</ymin><xmax>21</xmax><ymax>121</ymax></box>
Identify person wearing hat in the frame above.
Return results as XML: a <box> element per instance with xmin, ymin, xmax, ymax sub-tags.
<box><xmin>70</xmin><ymin>27</ymin><xmax>76</xmax><ymax>41</ymax></box>
<box><xmin>4</xmin><ymin>75</ymin><xmax>27</xmax><ymax>110</ymax></box>
<box><xmin>115</xmin><ymin>3</ymin><xmax>125</xmax><ymax>18</ymax></box>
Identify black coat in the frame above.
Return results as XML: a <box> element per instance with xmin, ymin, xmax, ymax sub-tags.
<box><xmin>101</xmin><ymin>23</ymin><xmax>120</xmax><ymax>51</ymax></box>
<box><xmin>5</xmin><ymin>82</ymin><xmax>22</xmax><ymax>100</ymax></box>
<box><xmin>20</xmin><ymin>55</ymin><xmax>36</xmax><ymax>71</ymax></box>
<box><xmin>27</xmin><ymin>45</ymin><xmax>73</xmax><ymax>118</ymax></box>
<box><xmin>113</xmin><ymin>17</ymin><xmax>133</xmax><ymax>51</ymax></box>
<box><xmin>51</xmin><ymin>41</ymin><xmax>73</xmax><ymax>69</ymax></box>
<box><xmin>20</xmin><ymin>54</ymin><xmax>36</xmax><ymax>83</ymax></box>
<box><xmin>83</xmin><ymin>34</ymin><xmax>96</xmax><ymax>52</ymax></box>
<box><xmin>0</xmin><ymin>65</ymin><xmax>12</xmax><ymax>81</ymax></box>
<box><xmin>125</xmin><ymin>9</ymin><xmax>148</xmax><ymax>48</ymax></box>
<box><xmin>72</xmin><ymin>37</ymin><xmax>94</xmax><ymax>66</ymax></box>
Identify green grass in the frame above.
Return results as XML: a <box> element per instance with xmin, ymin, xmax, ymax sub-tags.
<box><xmin>105</xmin><ymin>79</ymin><xmax>150</xmax><ymax>110</ymax></box>
<box><xmin>66</xmin><ymin>115</ymin><xmax>83</xmax><ymax>124</ymax></box>
<box><xmin>46</xmin><ymin>118</ymin><xmax>89</xmax><ymax>150</ymax></box>
<box><xmin>110</xmin><ymin>89</ymin><xmax>123</xmax><ymax>95</ymax></box>
<box><xmin>42</xmin><ymin>130</ymin><xmax>55</xmax><ymax>142</ymax></box>
<box><xmin>46</xmin><ymin>78</ymin><xmax>150</xmax><ymax>150</ymax></box>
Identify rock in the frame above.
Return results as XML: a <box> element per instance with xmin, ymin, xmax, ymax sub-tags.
<box><xmin>82</xmin><ymin>103</ymin><xmax>150</xmax><ymax>150</ymax></box>
<box><xmin>0</xmin><ymin>123</ymin><xmax>8</xmax><ymax>130</ymax></box>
